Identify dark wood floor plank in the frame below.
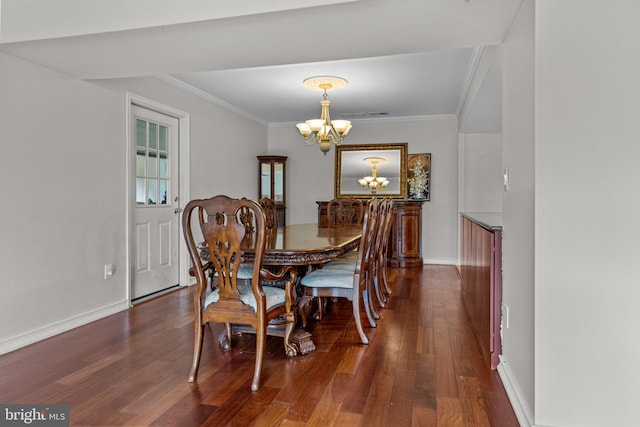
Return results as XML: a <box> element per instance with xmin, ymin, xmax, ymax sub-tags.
<box><xmin>332</xmin><ymin>411</ymin><xmax>362</xmax><ymax>426</ymax></box>
<box><xmin>413</xmin><ymin>354</ymin><xmax>436</xmax><ymax>410</ymax></box>
<box><xmin>247</xmin><ymin>402</ymin><xmax>290</xmax><ymax>427</ymax></box>
<box><xmin>303</xmin><ymin>372</ymin><xmax>350</xmax><ymax>426</ymax></box>
<box><xmin>274</xmin><ymin>345</ymin><xmax>344</xmax><ymax>422</ymax></box>
<box><xmin>412</xmin><ymin>407</ymin><xmax>438</xmax><ymax>427</ymax></box>
<box><xmin>437</xmin><ymin>397</ymin><xmax>465</xmax><ymax>426</ymax></box>
<box><xmin>458</xmin><ymin>376</ymin><xmax>491</xmax><ymax>427</ymax></box>
<box><xmin>482</xmin><ymin>389</ymin><xmax>521</xmax><ymax>427</ymax></box>
<box><xmin>210</xmin><ymin>385</ymin><xmax>280</xmax><ymax>427</ymax></box>
<box><xmin>359</xmin><ymin>375</ymin><xmax>394</xmax><ymax>427</ymax></box>
<box><xmin>0</xmin><ymin>265</ymin><xmax>518</xmax><ymax>426</ymax></box>
<box><xmin>433</xmin><ymin>315</ymin><xmax>459</xmax><ymax>399</ymax></box>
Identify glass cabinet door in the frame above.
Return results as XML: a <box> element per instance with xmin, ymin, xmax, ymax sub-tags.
<box><xmin>273</xmin><ymin>161</ymin><xmax>284</xmax><ymax>205</ymax></box>
<box><xmin>261</xmin><ymin>162</ymin><xmax>272</xmax><ymax>199</ymax></box>
<box><xmin>258</xmin><ymin>155</ymin><xmax>287</xmax><ymax>225</ymax></box>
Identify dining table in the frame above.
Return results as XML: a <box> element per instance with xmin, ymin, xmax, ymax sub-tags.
<box><xmin>241</xmin><ymin>222</ymin><xmax>362</xmax><ymax>355</ymax></box>
<box><xmin>241</xmin><ymin>222</ymin><xmax>362</xmax><ymax>266</ymax></box>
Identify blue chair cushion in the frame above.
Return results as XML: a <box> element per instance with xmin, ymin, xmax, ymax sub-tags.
<box><xmin>321</xmin><ymin>259</ymin><xmax>357</xmax><ymax>270</ymax></box>
<box><xmin>300</xmin><ymin>269</ymin><xmax>354</xmax><ymax>289</ymax></box>
<box><xmin>204</xmin><ymin>284</ymin><xmax>285</xmax><ymax>311</ymax></box>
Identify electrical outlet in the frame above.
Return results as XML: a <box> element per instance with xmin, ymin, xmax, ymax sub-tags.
<box><xmin>104</xmin><ymin>264</ymin><xmax>115</xmax><ymax>280</ymax></box>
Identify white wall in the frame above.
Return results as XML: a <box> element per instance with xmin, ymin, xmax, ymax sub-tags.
<box><xmin>0</xmin><ymin>52</ymin><xmax>128</xmax><ymax>350</ymax></box>
<box><xmin>269</xmin><ymin>117</ymin><xmax>460</xmax><ymax>265</ymax></box>
<box><xmin>458</xmin><ymin>133</ymin><xmax>502</xmax><ymax>214</ymax></box>
<box><xmin>499</xmin><ymin>1</ymin><xmax>536</xmax><ymax>425</ymax></box>
<box><xmin>0</xmin><ymin>54</ymin><xmax>267</xmax><ymax>354</ymax></box>
<box><xmin>535</xmin><ymin>1</ymin><xmax>640</xmax><ymax>426</ymax></box>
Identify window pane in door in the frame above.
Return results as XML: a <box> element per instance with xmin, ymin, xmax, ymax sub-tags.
<box><xmin>136</xmin><ymin>120</ymin><xmax>146</xmax><ymax>148</ymax></box>
<box><xmin>136</xmin><ymin>151</ymin><xmax>146</xmax><ymax>176</ymax></box>
<box><xmin>148</xmin><ymin>178</ymin><xmax>157</xmax><ymax>205</ymax></box>
<box><xmin>148</xmin><ymin>151</ymin><xmax>157</xmax><ymax>178</ymax></box>
<box><xmin>159</xmin><ymin>179</ymin><xmax>168</xmax><ymax>204</ymax></box>
<box><xmin>149</xmin><ymin>123</ymin><xmax>158</xmax><ymax>149</ymax></box>
<box><xmin>159</xmin><ymin>153</ymin><xmax>168</xmax><ymax>179</ymax></box>
<box><xmin>136</xmin><ymin>178</ymin><xmax>146</xmax><ymax>204</ymax></box>
<box><xmin>159</xmin><ymin>126</ymin><xmax>168</xmax><ymax>151</ymax></box>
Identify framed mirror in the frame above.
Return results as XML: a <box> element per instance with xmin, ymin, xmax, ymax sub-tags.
<box><xmin>334</xmin><ymin>143</ymin><xmax>408</xmax><ymax>199</ymax></box>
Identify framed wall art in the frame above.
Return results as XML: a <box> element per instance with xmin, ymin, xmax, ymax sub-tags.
<box><xmin>407</xmin><ymin>153</ymin><xmax>431</xmax><ymax>201</ymax></box>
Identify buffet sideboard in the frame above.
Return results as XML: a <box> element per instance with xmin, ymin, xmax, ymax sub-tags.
<box><xmin>317</xmin><ymin>199</ymin><xmax>424</xmax><ymax>268</ymax></box>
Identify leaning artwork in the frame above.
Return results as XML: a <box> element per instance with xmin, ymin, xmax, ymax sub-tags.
<box><xmin>407</xmin><ymin>153</ymin><xmax>431</xmax><ymax>201</ymax></box>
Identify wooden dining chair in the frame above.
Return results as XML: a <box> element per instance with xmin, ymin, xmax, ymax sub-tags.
<box><xmin>320</xmin><ymin>198</ymin><xmax>385</xmax><ymax>325</ymax></box>
<box><xmin>182</xmin><ymin>195</ymin><xmax>297</xmax><ymax>391</ymax></box>
<box><xmin>377</xmin><ymin>198</ymin><xmax>395</xmax><ymax>296</ymax></box>
<box><xmin>327</xmin><ymin>198</ymin><xmax>365</xmax><ymax>227</ymax></box>
<box><xmin>368</xmin><ymin>198</ymin><xmax>394</xmax><ymax>311</ymax></box>
<box><xmin>257</xmin><ymin>197</ymin><xmax>278</xmax><ymax>230</ymax></box>
<box><xmin>299</xmin><ymin>198</ymin><xmax>380</xmax><ymax>344</ymax></box>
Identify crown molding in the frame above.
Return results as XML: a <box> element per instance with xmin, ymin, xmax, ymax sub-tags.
<box><xmin>155</xmin><ymin>74</ymin><xmax>269</xmax><ymax>126</ymax></box>
<box><xmin>456</xmin><ymin>46</ymin><xmax>484</xmax><ymax>118</ymax></box>
<box><xmin>269</xmin><ymin>114</ymin><xmax>458</xmax><ymax>128</ymax></box>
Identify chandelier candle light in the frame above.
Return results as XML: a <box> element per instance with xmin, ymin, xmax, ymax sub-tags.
<box><xmin>359</xmin><ymin>157</ymin><xmax>390</xmax><ymax>193</ymax></box>
<box><xmin>296</xmin><ymin>76</ymin><xmax>352</xmax><ymax>155</ymax></box>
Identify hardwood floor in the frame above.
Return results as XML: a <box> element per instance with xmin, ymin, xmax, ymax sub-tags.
<box><xmin>0</xmin><ymin>265</ymin><xmax>518</xmax><ymax>426</ymax></box>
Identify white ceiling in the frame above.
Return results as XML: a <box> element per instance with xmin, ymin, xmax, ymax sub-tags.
<box><xmin>0</xmin><ymin>0</ymin><xmax>521</xmax><ymax>131</ymax></box>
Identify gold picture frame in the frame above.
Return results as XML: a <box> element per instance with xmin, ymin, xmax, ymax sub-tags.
<box><xmin>334</xmin><ymin>143</ymin><xmax>408</xmax><ymax>199</ymax></box>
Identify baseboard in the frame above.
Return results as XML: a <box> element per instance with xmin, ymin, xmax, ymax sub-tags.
<box><xmin>497</xmin><ymin>357</ymin><xmax>534</xmax><ymax>427</ymax></box>
<box><xmin>422</xmin><ymin>257</ymin><xmax>457</xmax><ymax>265</ymax></box>
<box><xmin>0</xmin><ymin>300</ymin><xmax>130</xmax><ymax>356</ymax></box>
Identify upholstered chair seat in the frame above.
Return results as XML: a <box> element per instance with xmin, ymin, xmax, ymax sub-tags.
<box><xmin>300</xmin><ymin>269</ymin><xmax>355</xmax><ymax>289</ymax></box>
<box><xmin>205</xmin><ymin>284</ymin><xmax>287</xmax><ymax>311</ymax></box>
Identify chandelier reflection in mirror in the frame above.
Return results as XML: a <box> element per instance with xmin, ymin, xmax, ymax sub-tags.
<box><xmin>359</xmin><ymin>157</ymin><xmax>390</xmax><ymax>194</ymax></box>
<box><xmin>295</xmin><ymin>76</ymin><xmax>352</xmax><ymax>155</ymax></box>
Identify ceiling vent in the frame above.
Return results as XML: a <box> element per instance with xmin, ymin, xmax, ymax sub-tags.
<box><xmin>340</xmin><ymin>112</ymin><xmax>390</xmax><ymax>118</ymax></box>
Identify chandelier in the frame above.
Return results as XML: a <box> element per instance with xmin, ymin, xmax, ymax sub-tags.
<box><xmin>359</xmin><ymin>157</ymin><xmax>390</xmax><ymax>193</ymax></box>
<box><xmin>295</xmin><ymin>76</ymin><xmax>352</xmax><ymax>155</ymax></box>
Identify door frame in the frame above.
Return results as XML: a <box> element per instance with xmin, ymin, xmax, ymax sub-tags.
<box><xmin>125</xmin><ymin>92</ymin><xmax>191</xmax><ymax>304</ymax></box>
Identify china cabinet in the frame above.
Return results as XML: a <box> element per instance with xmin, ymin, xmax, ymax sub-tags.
<box><xmin>258</xmin><ymin>156</ymin><xmax>287</xmax><ymax>226</ymax></box>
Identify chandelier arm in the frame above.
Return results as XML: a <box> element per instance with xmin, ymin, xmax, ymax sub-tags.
<box><xmin>325</xmin><ymin>132</ymin><xmax>339</xmax><ymax>145</ymax></box>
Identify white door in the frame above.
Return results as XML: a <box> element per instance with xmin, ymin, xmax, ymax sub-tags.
<box><xmin>131</xmin><ymin>105</ymin><xmax>180</xmax><ymax>300</ymax></box>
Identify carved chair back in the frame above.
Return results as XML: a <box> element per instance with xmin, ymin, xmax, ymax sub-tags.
<box><xmin>238</xmin><ymin>198</ymin><xmax>255</xmax><ymax>233</ymax></box>
<box><xmin>327</xmin><ymin>198</ymin><xmax>365</xmax><ymax>227</ymax></box>
<box><xmin>257</xmin><ymin>197</ymin><xmax>278</xmax><ymax>230</ymax></box>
